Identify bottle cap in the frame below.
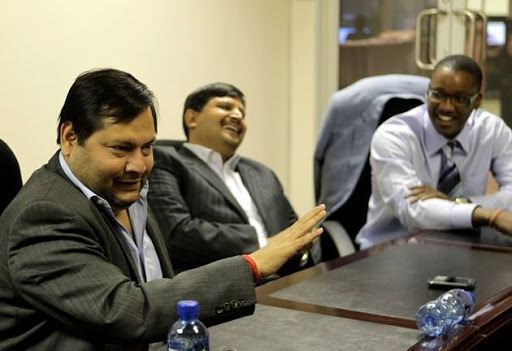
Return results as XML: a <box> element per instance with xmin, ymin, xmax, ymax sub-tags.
<box><xmin>177</xmin><ymin>300</ymin><xmax>199</xmax><ymax>320</ymax></box>
<box><xmin>464</xmin><ymin>290</ymin><xmax>475</xmax><ymax>303</ymax></box>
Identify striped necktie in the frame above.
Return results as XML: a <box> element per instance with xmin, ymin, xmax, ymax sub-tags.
<box><xmin>437</xmin><ymin>141</ymin><xmax>461</xmax><ymax>197</ymax></box>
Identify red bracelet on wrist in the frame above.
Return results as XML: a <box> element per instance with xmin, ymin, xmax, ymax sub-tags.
<box><xmin>242</xmin><ymin>254</ymin><xmax>260</xmax><ymax>284</ymax></box>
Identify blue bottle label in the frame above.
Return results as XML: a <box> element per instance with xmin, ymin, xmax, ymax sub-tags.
<box><xmin>168</xmin><ymin>337</ymin><xmax>209</xmax><ymax>351</ymax></box>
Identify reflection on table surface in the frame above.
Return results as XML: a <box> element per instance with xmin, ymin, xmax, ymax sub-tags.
<box><xmin>211</xmin><ymin>229</ymin><xmax>512</xmax><ymax>351</ymax></box>
<box><xmin>415</xmin><ymin>227</ymin><xmax>512</xmax><ymax>249</ymax></box>
<box><xmin>210</xmin><ymin>304</ymin><xmax>423</xmax><ymax>351</ymax></box>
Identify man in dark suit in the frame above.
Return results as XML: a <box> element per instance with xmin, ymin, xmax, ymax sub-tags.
<box><xmin>0</xmin><ymin>69</ymin><xmax>325</xmax><ymax>350</ymax></box>
<box><xmin>148</xmin><ymin>83</ymin><xmax>320</xmax><ymax>276</ymax></box>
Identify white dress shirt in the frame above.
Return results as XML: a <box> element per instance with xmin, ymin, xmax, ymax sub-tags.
<box><xmin>184</xmin><ymin>143</ymin><xmax>269</xmax><ymax>248</ymax></box>
<box><xmin>356</xmin><ymin>105</ymin><xmax>512</xmax><ymax>249</ymax></box>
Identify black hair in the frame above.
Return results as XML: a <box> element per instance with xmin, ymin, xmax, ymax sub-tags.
<box><xmin>57</xmin><ymin>68</ymin><xmax>157</xmax><ymax>144</ymax></box>
<box><xmin>434</xmin><ymin>55</ymin><xmax>483</xmax><ymax>92</ymax></box>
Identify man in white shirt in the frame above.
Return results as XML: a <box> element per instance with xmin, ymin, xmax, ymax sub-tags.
<box><xmin>148</xmin><ymin>83</ymin><xmax>319</xmax><ymax>276</ymax></box>
<box><xmin>356</xmin><ymin>55</ymin><xmax>512</xmax><ymax>249</ymax></box>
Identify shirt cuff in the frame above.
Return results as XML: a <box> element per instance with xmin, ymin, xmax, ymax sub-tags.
<box><xmin>450</xmin><ymin>203</ymin><xmax>479</xmax><ymax>228</ymax></box>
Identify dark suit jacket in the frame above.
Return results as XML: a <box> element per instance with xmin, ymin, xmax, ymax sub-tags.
<box><xmin>148</xmin><ymin>144</ymin><xmax>313</xmax><ymax>274</ymax></box>
<box><xmin>0</xmin><ymin>153</ymin><xmax>256</xmax><ymax>350</ymax></box>
<box><xmin>0</xmin><ymin>139</ymin><xmax>22</xmax><ymax>215</ymax></box>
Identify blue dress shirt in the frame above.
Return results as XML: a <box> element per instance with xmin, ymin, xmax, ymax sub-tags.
<box><xmin>58</xmin><ymin>152</ymin><xmax>163</xmax><ymax>282</ymax></box>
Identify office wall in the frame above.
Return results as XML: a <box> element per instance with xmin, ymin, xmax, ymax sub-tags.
<box><xmin>467</xmin><ymin>0</ymin><xmax>509</xmax><ymax>15</ymax></box>
<box><xmin>1</xmin><ymin>0</ymin><xmax>292</xmax><ymax>177</ymax></box>
<box><xmin>0</xmin><ymin>0</ymin><xmax>337</xmax><ymax>215</ymax></box>
<box><xmin>288</xmin><ymin>0</ymin><xmax>338</xmax><ymax>215</ymax></box>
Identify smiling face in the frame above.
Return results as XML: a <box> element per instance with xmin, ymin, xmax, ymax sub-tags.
<box><xmin>186</xmin><ymin>96</ymin><xmax>246</xmax><ymax>161</ymax></box>
<box><xmin>60</xmin><ymin>107</ymin><xmax>156</xmax><ymax>214</ymax></box>
<box><xmin>427</xmin><ymin>67</ymin><xmax>481</xmax><ymax>139</ymax></box>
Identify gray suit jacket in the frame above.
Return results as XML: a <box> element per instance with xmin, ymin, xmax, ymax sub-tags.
<box><xmin>314</xmin><ymin>74</ymin><xmax>429</xmax><ymax>217</ymax></box>
<box><xmin>0</xmin><ymin>153</ymin><xmax>256</xmax><ymax>350</ymax></box>
<box><xmin>148</xmin><ymin>144</ymin><xmax>313</xmax><ymax>274</ymax></box>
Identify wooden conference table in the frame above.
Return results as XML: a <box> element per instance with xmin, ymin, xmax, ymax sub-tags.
<box><xmin>209</xmin><ymin>228</ymin><xmax>512</xmax><ymax>350</ymax></box>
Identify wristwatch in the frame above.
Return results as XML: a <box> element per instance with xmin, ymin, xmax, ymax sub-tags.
<box><xmin>454</xmin><ymin>197</ymin><xmax>471</xmax><ymax>204</ymax></box>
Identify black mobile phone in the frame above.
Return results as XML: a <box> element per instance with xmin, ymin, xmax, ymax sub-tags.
<box><xmin>427</xmin><ymin>275</ymin><xmax>476</xmax><ymax>290</ymax></box>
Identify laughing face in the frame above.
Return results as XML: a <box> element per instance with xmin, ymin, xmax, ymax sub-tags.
<box><xmin>186</xmin><ymin>96</ymin><xmax>247</xmax><ymax>161</ymax></box>
<box><xmin>61</xmin><ymin>107</ymin><xmax>156</xmax><ymax>214</ymax></box>
<box><xmin>427</xmin><ymin>67</ymin><xmax>481</xmax><ymax>139</ymax></box>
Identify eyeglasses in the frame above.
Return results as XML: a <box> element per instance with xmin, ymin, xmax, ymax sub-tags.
<box><xmin>426</xmin><ymin>89</ymin><xmax>480</xmax><ymax>107</ymax></box>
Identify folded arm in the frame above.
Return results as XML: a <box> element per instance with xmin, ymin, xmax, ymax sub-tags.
<box><xmin>371</xmin><ymin>129</ymin><xmax>476</xmax><ymax>231</ymax></box>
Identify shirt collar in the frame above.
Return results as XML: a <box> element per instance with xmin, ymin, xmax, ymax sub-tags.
<box><xmin>424</xmin><ymin>108</ymin><xmax>475</xmax><ymax>156</ymax></box>
<box><xmin>184</xmin><ymin>142</ymin><xmax>241</xmax><ymax>171</ymax></box>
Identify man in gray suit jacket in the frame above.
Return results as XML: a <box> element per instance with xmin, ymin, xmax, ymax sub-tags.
<box><xmin>0</xmin><ymin>69</ymin><xmax>325</xmax><ymax>350</ymax></box>
<box><xmin>148</xmin><ymin>83</ymin><xmax>320</xmax><ymax>276</ymax></box>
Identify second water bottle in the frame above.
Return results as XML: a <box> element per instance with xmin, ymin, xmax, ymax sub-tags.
<box><xmin>416</xmin><ymin>288</ymin><xmax>475</xmax><ymax>337</ymax></box>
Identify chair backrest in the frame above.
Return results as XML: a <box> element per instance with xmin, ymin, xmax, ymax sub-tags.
<box><xmin>328</xmin><ymin>99</ymin><xmax>423</xmax><ymax>240</ymax></box>
<box><xmin>0</xmin><ymin>139</ymin><xmax>23</xmax><ymax>216</ymax></box>
<box><xmin>314</xmin><ymin>74</ymin><xmax>429</xmax><ymax>261</ymax></box>
<box><xmin>155</xmin><ymin>139</ymin><xmax>185</xmax><ymax>149</ymax></box>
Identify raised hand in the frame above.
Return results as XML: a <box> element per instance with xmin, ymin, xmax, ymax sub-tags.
<box><xmin>249</xmin><ymin>204</ymin><xmax>326</xmax><ymax>277</ymax></box>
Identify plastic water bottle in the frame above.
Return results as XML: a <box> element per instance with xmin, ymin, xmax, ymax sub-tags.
<box><xmin>168</xmin><ymin>300</ymin><xmax>209</xmax><ymax>351</ymax></box>
<box><xmin>416</xmin><ymin>289</ymin><xmax>475</xmax><ymax>337</ymax></box>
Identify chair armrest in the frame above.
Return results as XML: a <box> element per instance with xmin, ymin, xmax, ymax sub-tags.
<box><xmin>321</xmin><ymin>220</ymin><xmax>356</xmax><ymax>257</ymax></box>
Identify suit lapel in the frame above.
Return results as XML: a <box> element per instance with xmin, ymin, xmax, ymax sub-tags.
<box><xmin>179</xmin><ymin>147</ymin><xmax>248</xmax><ymax>221</ymax></box>
<box><xmin>49</xmin><ymin>153</ymin><xmax>145</xmax><ymax>284</ymax></box>
<box><xmin>236</xmin><ymin>161</ymin><xmax>268</xmax><ymax>229</ymax></box>
<box><xmin>146</xmin><ymin>208</ymin><xmax>174</xmax><ymax>278</ymax></box>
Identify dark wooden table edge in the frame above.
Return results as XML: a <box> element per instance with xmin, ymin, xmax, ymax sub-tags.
<box><xmin>255</xmin><ymin>231</ymin><xmax>512</xmax><ymax>349</ymax></box>
<box><xmin>408</xmin><ymin>286</ymin><xmax>512</xmax><ymax>350</ymax></box>
<box><xmin>410</xmin><ymin>230</ymin><xmax>512</xmax><ymax>254</ymax></box>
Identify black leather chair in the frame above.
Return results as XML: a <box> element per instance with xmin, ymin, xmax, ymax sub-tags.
<box><xmin>0</xmin><ymin>139</ymin><xmax>23</xmax><ymax>216</ymax></box>
<box><xmin>155</xmin><ymin>139</ymin><xmax>185</xmax><ymax>149</ymax></box>
<box><xmin>315</xmin><ymin>73</ymin><xmax>433</xmax><ymax>261</ymax></box>
<box><xmin>320</xmin><ymin>98</ymin><xmax>424</xmax><ymax>261</ymax></box>
<box><xmin>315</xmin><ymin>75</ymin><xmax>430</xmax><ymax>261</ymax></box>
